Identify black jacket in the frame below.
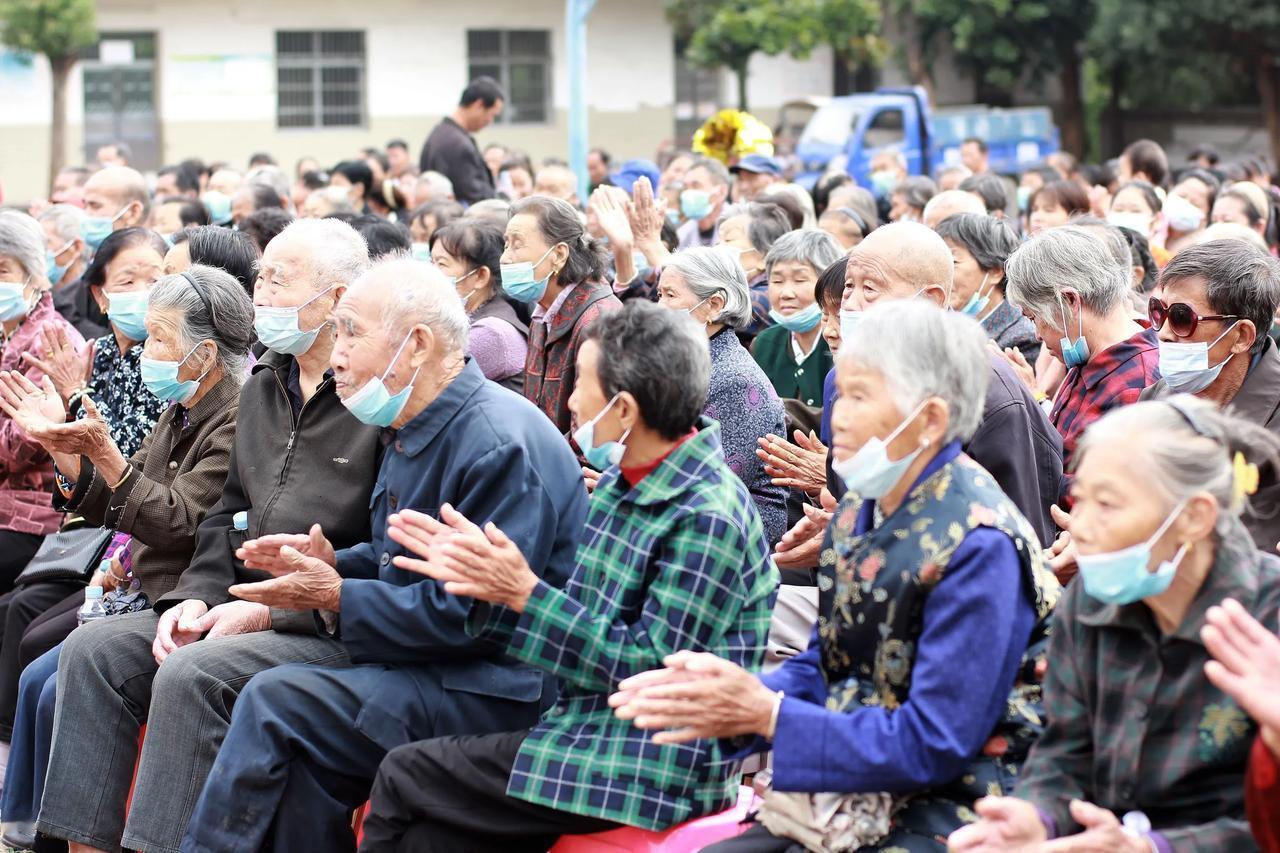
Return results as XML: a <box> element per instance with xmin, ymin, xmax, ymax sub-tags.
<box><xmin>154</xmin><ymin>351</ymin><xmax>383</xmax><ymax>630</ymax></box>
<box><xmin>418</xmin><ymin>117</ymin><xmax>495</xmax><ymax>205</ymax></box>
<box><xmin>53</xmin><ymin>278</ymin><xmax>109</xmax><ymax>340</ymax></box>
<box><xmin>829</xmin><ymin>353</ymin><xmax>1064</xmax><ymax>549</ymax></box>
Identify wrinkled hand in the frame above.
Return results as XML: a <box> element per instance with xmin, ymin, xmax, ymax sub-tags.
<box><xmin>192</xmin><ymin>600</ymin><xmax>272</xmax><ymax>640</ymax></box>
<box><xmin>21</xmin><ymin>324</ymin><xmax>94</xmax><ymax>405</ymax></box>
<box><xmin>628</xmin><ymin>176</ymin><xmax>667</xmax><ymax>246</ymax></box>
<box><xmin>582</xmin><ymin>466</ymin><xmax>601</xmax><ymax>493</ymax></box>
<box><xmin>992</xmin><ymin>341</ymin><xmax>1037</xmax><ymax>395</ymax></box>
<box><xmin>773</xmin><ymin>503</ymin><xmax>831</xmax><ymax>570</ymax></box>
<box><xmin>609</xmin><ymin>650</ymin><xmax>776</xmax><ymax>744</ymax></box>
<box><xmin>152</xmin><ymin>599</ymin><xmax>209</xmax><ymax>664</ymax></box>
<box><xmin>237</xmin><ymin>524</ymin><xmax>336</xmax><ymax>574</ymax></box>
<box><xmin>591</xmin><ymin>187</ymin><xmax>635</xmax><ymax>250</ymax></box>
<box><xmin>228</xmin><ymin>527</ymin><xmax>344</xmax><ymax>612</ymax></box>
<box><xmin>1040</xmin><ymin>800</ymin><xmax>1149</xmax><ymax>852</ymax></box>
<box><xmin>1203</xmin><ymin>597</ymin><xmax>1280</xmax><ymax>752</ymax></box>
<box><xmin>946</xmin><ymin>795</ymin><xmax>1046</xmax><ymax>851</ymax></box>
<box><xmin>757</xmin><ymin>429</ymin><xmax>828</xmax><ymax>496</ymax></box>
<box><xmin>1046</xmin><ymin>504</ymin><xmax>1077</xmax><ymax>584</ymax></box>
<box><xmin>0</xmin><ymin>371</ymin><xmax>67</xmax><ymax>433</ymax></box>
<box><xmin>386</xmin><ymin>503</ymin><xmax>538</xmax><ymax>612</ymax></box>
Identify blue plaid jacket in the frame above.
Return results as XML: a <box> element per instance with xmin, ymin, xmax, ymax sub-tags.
<box><xmin>470</xmin><ymin>418</ymin><xmax>778</xmax><ymax>830</ymax></box>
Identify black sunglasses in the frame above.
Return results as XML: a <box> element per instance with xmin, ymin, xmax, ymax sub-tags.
<box><xmin>1148</xmin><ymin>297</ymin><xmax>1239</xmax><ymax>339</ymax></box>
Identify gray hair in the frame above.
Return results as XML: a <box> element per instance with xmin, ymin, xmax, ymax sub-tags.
<box><xmin>663</xmin><ymin>246</ymin><xmax>752</xmax><ymax>329</ymax></box>
<box><xmin>933</xmin><ymin>213</ymin><xmax>1019</xmax><ymax>277</ymax></box>
<box><xmin>312</xmin><ymin>186</ymin><xmax>355</xmax><ymax>215</ymax></box>
<box><xmin>895</xmin><ymin>176</ymin><xmax>937</xmax><ymax>212</ymax></box>
<box><xmin>840</xmin><ymin>300</ymin><xmax>990</xmax><ymax>443</ymax></box>
<box><xmin>272</xmin><ymin>218</ymin><xmax>371</xmax><ymax>291</ymax></box>
<box><xmin>361</xmin><ymin>257</ymin><xmax>470</xmax><ymax>353</ymax></box>
<box><xmin>1005</xmin><ymin>225</ymin><xmax>1129</xmax><ymax>320</ymax></box>
<box><xmin>827</xmin><ymin>185</ymin><xmax>880</xmax><ymax>229</ymax></box>
<box><xmin>686</xmin><ymin>156</ymin><xmax>731</xmax><ymax>187</ymax></box>
<box><xmin>764</xmin><ymin>229</ymin><xmax>842</xmax><ymax>282</ymax></box>
<box><xmin>1161</xmin><ymin>239</ymin><xmax>1280</xmax><ymax>353</ymax></box>
<box><xmin>38</xmin><ymin>204</ymin><xmax>86</xmax><ymax>258</ymax></box>
<box><xmin>420</xmin><ymin>171</ymin><xmax>455</xmax><ymax>200</ymax></box>
<box><xmin>582</xmin><ymin>301</ymin><xmax>710</xmax><ymax>440</ymax></box>
<box><xmin>149</xmin><ymin>264</ymin><xmax>255</xmax><ymax>383</ymax></box>
<box><xmin>1069</xmin><ymin>214</ymin><xmax>1132</xmax><ymax>273</ymax></box>
<box><xmin>760</xmin><ymin>184</ymin><xmax>817</xmax><ymax>228</ymax></box>
<box><xmin>922</xmin><ymin>189</ymin><xmax>985</xmax><ymax>224</ymax></box>
<box><xmin>509</xmin><ymin>196</ymin><xmax>608</xmax><ymax>285</ymax></box>
<box><xmin>246</xmin><ymin>165</ymin><xmax>290</xmax><ymax>203</ymax></box>
<box><xmin>0</xmin><ymin>211</ymin><xmax>47</xmax><ymax>282</ymax></box>
<box><xmin>1077</xmin><ymin>396</ymin><xmax>1280</xmax><ymax>538</ymax></box>
<box><xmin>717</xmin><ymin>202</ymin><xmax>793</xmax><ymax>255</ymax></box>
<box><xmin>467</xmin><ymin>198</ymin><xmax>511</xmax><ymax>225</ymax></box>
<box><xmin>959</xmin><ymin>173</ymin><xmax>1009</xmax><ymax>214</ymax></box>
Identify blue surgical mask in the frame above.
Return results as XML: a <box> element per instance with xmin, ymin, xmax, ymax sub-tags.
<box><xmin>1158</xmin><ymin>322</ymin><xmax>1238</xmax><ymax>394</ymax></box>
<box><xmin>831</xmin><ymin>400</ymin><xmax>928</xmax><ymax>499</ymax></box>
<box><xmin>340</xmin><ymin>332</ymin><xmax>420</xmax><ymax>428</ymax></box>
<box><xmin>501</xmin><ymin>245</ymin><xmax>558</xmax><ymax>304</ymax></box>
<box><xmin>47</xmin><ymin>241</ymin><xmax>74</xmax><ymax>286</ymax></box>
<box><xmin>253</xmin><ymin>287</ymin><xmax>334</xmax><ymax>356</ymax></box>
<box><xmin>0</xmin><ymin>280</ymin><xmax>30</xmax><ymax>322</ymax></box>
<box><xmin>1077</xmin><ymin>502</ymin><xmax>1189</xmax><ymax>605</ymax></box>
<box><xmin>1016</xmin><ymin>186</ymin><xmax>1032</xmax><ymax>211</ymax></box>
<box><xmin>768</xmin><ymin>303</ymin><xmax>823</xmax><ymax>333</ymax></box>
<box><xmin>1059</xmin><ymin>300</ymin><xmax>1090</xmax><ymax>368</ymax></box>
<box><xmin>869</xmin><ymin>170</ymin><xmax>896</xmax><ymax>198</ymax></box>
<box><xmin>203</xmin><ymin>192</ymin><xmax>232</xmax><ymax>225</ymax></box>
<box><xmin>665</xmin><ymin>209</ymin><xmax>682</xmax><ymax>226</ymax></box>
<box><xmin>839</xmin><ymin>307</ymin><xmax>862</xmax><ymax>345</ymax></box>
<box><xmin>680</xmin><ymin>189</ymin><xmax>712</xmax><ymax>221</ymax></box>
<box><xmin>572</xmin><ymin>394</ymin><xmax>632</xmax><ymax>471</ymax></box>
<box><xmin>81</xmin><ymin>207</ymin><xmax>128</xmax><ymax>251</ymax></box>
<box><xmin>106</xmin><ymin>290</ymin><xmax>151</xmax><ymax>341</ymax></box>
<box><xmin>140</xmin><ymin>343</ymin><xmax>210</xmax><ymax>404</ymax></box>
<box><xmin>410</xmin><ymin>242</ymin><xmax>432</xmax><ymax>262</ymax></box>
<box><xmin>961</xmin><ymin>273</ymin><xmax>993</xmax><ymax>317</ymax></box>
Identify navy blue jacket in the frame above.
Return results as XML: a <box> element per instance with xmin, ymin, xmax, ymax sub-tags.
<box><xmin>336</xmin><ymin>360</ymin><xmax>587</xmax><ymax>729</ymax></box>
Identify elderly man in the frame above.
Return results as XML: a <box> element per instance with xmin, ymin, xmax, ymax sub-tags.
<box><xmin>730</xmin><ymin>154</ymin><xmax>783</xmax><ymax>203</ymax></box>
<box><xmin>677</xmin><ymin>157</ymin><xmax>732</xmax><ymax>250</ymax></box>
<box><xmin>31</xmin><ymin>219</ymin><xmax>381</xmax><ymax>853</ymax></box>
<box><xmin>1140</xmin><ymin>239</ymin><xmax>1280</xmax><ymax>549</ymax></box>
<box><xmin>1005</xmin><ymin>225</ymin><xmax>1161</xmax><ymax>466</ymax></box>
<box><xmin>922</xmin><ymin>188</ymin><xmax>987</xmax><ymax>229</ymax></box>
<box><xmin>178</xmin><ymin>258</ymin><xmax>587</xmax><ymax>853</ymax></box>
<box><xmin>533</xmin><ymin>164</ymin><xmax>581</xmax><ymax>207</ymax></box>
<box><xmin>356</xmin><ymin>301</ymin><xmax>777</xmax><ymax>851</ymax></box>
<box><xmin>80</xmin><ymin>165</ymin><xmax>149</xmax><ymax>249</ymax></box>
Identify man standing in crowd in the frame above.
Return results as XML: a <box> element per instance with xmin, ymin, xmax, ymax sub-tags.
<box><xmin>179</xmin><ymin>258</ymin><xmax>587</xmax><ymax>853</ymax></box>
<box><xmin>418</xmin><ymin>77</ymin><xmax>505</xmax><ymax>206</ymax></box>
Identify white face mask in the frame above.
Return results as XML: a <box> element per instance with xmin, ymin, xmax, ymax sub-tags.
<box><xmin>1107</xmin><ymin>211</ymin><xmax>1153</xmax><ymax>236</ymax></box>
<box><xmin>832</xmin><ymin>400</ymin><xmax>928</xmax><ymax>499</ymax></box>
<box><xmin>1165</xmin><ymin>193</ymin><xmax>1206</xmax><ymax>233</ymax></box>
<box><xmin>1158</xmin><ymin>322</ymin><xmax>1238</xmax><ymax>394</ymax></box>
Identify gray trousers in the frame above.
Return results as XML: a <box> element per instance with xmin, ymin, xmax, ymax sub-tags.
<box><xmin>37</xmin><ymin>609</ymin><xmax>346</xmax><ymax>853</ymax></box>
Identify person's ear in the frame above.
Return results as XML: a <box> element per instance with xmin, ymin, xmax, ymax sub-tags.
<box><xmin>918</xmin><ymin>397</ymin><xmax>949</xmax><ymax>448</ymax></box>
<box><xmin>406</xmin><ymin>324</ymin><xmax>435</xmax><ymax>368</ymax></box>
<box><xmin>90</xmin><ymin>283</ymin><xmax>107</xmax><ymax>314</ymax></box>
<box><xmin>473</xmin><ymin>266</ymin><xmax>492</xmax><ymax>290</ymax></box>
<box><xmin>615</xmin><ymin>391</ymin><xmax>640</xmax><ymax>435</ymax></box>
<box><xmin>552</xmin><ymin>243</ymin><xmax>571</xmax><ymax>275</ymax></box>
<box><xmin>1229</xmin><ymin>319</ymin><xmax>1257</xmax><ymax>355</ymax></box>
<box><xmin>1176</xmin><ymin>493</ymin><xmax>1219</xmax><ymax>545</ymax></box>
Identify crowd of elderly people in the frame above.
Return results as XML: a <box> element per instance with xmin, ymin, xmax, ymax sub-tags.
<box><xmin>1</xmin><ymin>133</ymin><xmax>1280</xmax><ymax>853</ymax></box>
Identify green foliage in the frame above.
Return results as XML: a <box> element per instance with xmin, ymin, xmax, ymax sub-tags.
<box><xmin>0</xmin><ymin>0</ymin><xmax>96</xmax><ymax>60</ymax></box>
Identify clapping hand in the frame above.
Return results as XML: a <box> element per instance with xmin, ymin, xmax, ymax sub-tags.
<box><xmin>627</xmin><ymin>177</ymin><xmax>671</xmax><ymax>268</ymax></box>
<box><xmin>0</xmin><ymin>370</ymin><xmax>66</xmax><ymax>433</ymax></box>
<box><xmin>386</xmin><ymin>503</ymin><xmax>539</xmax><ymax>613</ymax></box>
<box><xmin>756</xmin><ymin>429</ymin><xmax>828</xmax><ymax>496</ymax></box>
<box><xmin>21</xmin><ymin>323</ymin><xmax>94</xmax><ymax>405</ymax></box>
<box><xmin>236</xmin><ymin>524</ymin><xmax>336</xmax><ymax>573</ymax></box>
<box><xmin>773</xmin><ymin>500</ymin><xmax>833</xmax><ymax>570</ymax></box>
<box><xmin>229</xmin><ymin>524</ymin><xmax>343</xmax><ymax>612</ymax></box>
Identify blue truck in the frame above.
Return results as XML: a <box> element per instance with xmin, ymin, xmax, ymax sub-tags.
<box><xmin>791</xmin><ymin>86</ymin><xmax>1059</xmax><ymax>189</ymax></box>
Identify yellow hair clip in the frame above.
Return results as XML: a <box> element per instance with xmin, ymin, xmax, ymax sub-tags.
<box><xmin>1232</xmin><ymin>452</ymin><xmax>1260</xmax><ymax>510</ymax></box>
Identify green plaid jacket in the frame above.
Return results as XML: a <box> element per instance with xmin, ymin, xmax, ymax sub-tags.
<box><xmin>470</xmin><ymin>419</ymin><xmax>778</xmax><ymax>830</ymax></box>
<box><xmin>1013</xmin><ymin>516</ymin><xmax>1280</xmax><ymax>851</ymax></box>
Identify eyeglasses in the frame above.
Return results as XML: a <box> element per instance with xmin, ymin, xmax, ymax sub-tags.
<box><xmin>1148</xmin><ymin>297</ymin><xmax>1239</xmax><ymax>339</ymax></box>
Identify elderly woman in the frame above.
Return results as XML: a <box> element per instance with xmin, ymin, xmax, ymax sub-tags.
<box><xmin>38</xmin><ymin>206</ymin><xmax>91</xmax><ymax>335</ymax></box>
<box><xmin>656</xmin><ymin>246</ymin><xmax>788</xmax><ymax>547</ymax></box>
<box><xmin>0</xmin><ymin>212</ymin><xmax>86</xmax><ymax>591</ymax></box>
<box><xmin>355</xmin><ymin>301</ymin><xmax>777</xmax><ymax>850</ymax></box>
<box><xmin>751</xmin><ymin>229</ymin><xmax>843</xmax><ymax>407</ymax></box>
<box><xmin>614</xmin><ymin>300</ymin><xmax>1059</xmax><ymax>853</ymax></box>
<box><xmin>949</xmin><ymin>398</ymin><xmax>1280</xmax><ymax>852</ymax></box>
<box><xmin>1005</xmin><ymin>225</ymin><xmax>1160</xmax><ymax>465</ymax></box>
<box><xmin>503</xmin><ymin>195</ymin><xmax>621</xmax><ymax>433</ymax></box>
<box><xmin>935</xmin><ymin>213</ymin><xmax>1040</xmax><ymax>362</ymax></box>
<box><xmin>888</xmin><ymin>175</ymin><xmax>936</xmax><ymax>223</ymax></box>
<box><xmin>430</xmin><ymin>217</ymin><xmax>528</xmax><ymax>390</ymax></box>
<box><xmin>717</xmin><ymin>201</ymin><xmax>794</xmax><ymax>338</ymax></box>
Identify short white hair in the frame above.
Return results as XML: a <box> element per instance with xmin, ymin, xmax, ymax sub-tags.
<box><xmin>360</xmin><ymin>257</ymin><xmax>470</xmax><ymax>353</ymax></box>
<box><xmin>840</xmin><ymin>300</ymin><xmax>990</xmax><ymax>443</ymax></box>
<box><xmin>0</xmin><ymin>211</ymin><xmax>47</xmax><ymax>281</ymax></box>
<box><xmin>1005</xmin><ymin>225</ymin><xmax>1129</xmax><ymax>320</ymax></box>
<box><xmin>663</xmin><ymin>246</ymin><xmax>753</xmax><ymax>329</ymax></box>
<box><xmin>246</xmin><ymin>165</ymin><xmax>290</xmax><ymax>202</ymax></box>
<box><xmin>420</xmin><ymin>171</ymin><xmax>455</xmax><ymax>201</ymax></box>
<box><xmin>271</xmin><ymin>218</ymin><xmax>370</xmax><ymax>291</ymax></box>
<box><xmin>38</xmin><ymin>205</ymin><xmax>88</xmax><ymax>264</ymax></box>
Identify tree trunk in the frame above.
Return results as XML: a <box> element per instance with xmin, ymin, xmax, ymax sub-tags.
<box><xmin>735</xmin><ymin>63</ymin><xmax>749</xmax><ymax>111</ymax></box>
<box><xmin>898</xmin><ymin>8</ymin><xmax>935</xmax><ymax>102</ymax></box>
<box><xmin>1257</xmin><ymin>51</ymin><xmax>1280</xmax><ymax>168</ymax></box>
<box><xmin>1057</xmin><ymin>40</ymin><xmax>1085</xmax><ymax>159</ymax></box>
<box><xmin>48</xmin><ymin>55</ymin><xmax>74</xmax><ymax>195</ymax></box>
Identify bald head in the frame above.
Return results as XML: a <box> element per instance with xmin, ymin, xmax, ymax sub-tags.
<box><xmin>84</xmin><ymin>166</ymin><xmax>150</xmax><ymax>229</ymax></box>
<box><xmin>844</xmin><ymin>222</ymin><xmax>953</xmax><ymax>309</ymax></box>
<box><xmin>534</xmin><ymin>165</ymin><xmax>579</xmax><ymax>205</ymax></box>
<box><xmin>922</xmin><ymin>190</ymin><xmax>986</xmax><ymax>230</ymax></box>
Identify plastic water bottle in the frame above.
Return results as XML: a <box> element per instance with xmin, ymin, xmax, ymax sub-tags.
<box><xmin>77</xmin><ymin>586</ymin><xmax>107</xmax><ymax>626</ymax></box>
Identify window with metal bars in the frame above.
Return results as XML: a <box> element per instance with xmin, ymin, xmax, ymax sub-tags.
<box><xmin>466</xmin><ymin>30</ymin><xmax>550</xmax><ymax>125</ymax></box>
<box><xmin>276</xmin><ymin>30</ymin><xmax>366</xmax><ymax>129</ymax></box>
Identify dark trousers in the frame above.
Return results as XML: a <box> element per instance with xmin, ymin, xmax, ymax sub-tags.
<box><xmin>0</xmin><ymin>531</ymin><xmax>45</xmax><ymax>595</ymax></box>
<box><xmin>359</xmin><ymin>730</ymin><xmax>621</xmax><ymax>853</ymax></box>
<box><xmin>0</xmin><ymin>582</ymin><xmax>83</xmax><ymax>739</ymax></box>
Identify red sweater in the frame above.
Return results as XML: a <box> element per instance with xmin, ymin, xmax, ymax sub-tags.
<box><xmin>1248</xmin><ymin>735</ymin><xmax>1280</xmax><ymax>853</ymax></box>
